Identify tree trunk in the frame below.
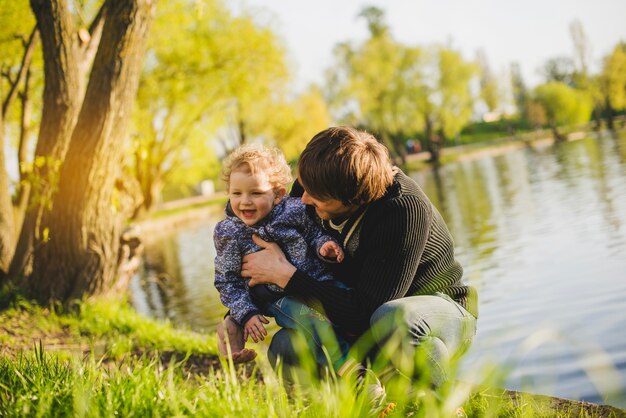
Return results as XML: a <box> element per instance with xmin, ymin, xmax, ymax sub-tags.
<box><xmin>238</xmin><ymin>117</ymin><xmax>247</xmax><ymax>145</ymax></box>
<box><xmin>13</xmin><ymin>67</ymin><xmax>35</xmax><ymax>236</ymax></box>
<box><xmin>9</xmin><ymin>0</ymin><xmax>82</xmax><ymax>280</ymax></box>
<box><xmin>385</xmin><ymin>132</ymin><xmax>407</xmax><ymax>166</ymax></box>
<box><xmin>27</xmin><ymin>0</ymin><xmax>155</xmax><ymax>302</ymax></box>
<box><xmin>0</xmin><ymin>124</ymin><xmax>15</xmax><ymax>277</ymax></box>
<box><xmin>592</xmin><ymin>106</ymin><xmax>602</xmax><ymax>132</ymax></box>
<box><xmin>605</xmin><ymin>98</ymin><xmax>615</xmax><ymax>132</ymax></box>
<box><xmin>551</xmin><ymin>123</ymin><xmax>566</xmax><ymax>142</ymax></box>
<box><xmin>424</xmin><ymin>115</ymin><xmax>440</xmax><ymax>164</ymax></box>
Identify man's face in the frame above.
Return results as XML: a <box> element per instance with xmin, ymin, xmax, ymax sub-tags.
<box><xmin>300</xmin><ymin>189</ymin><xmax>358</xmax><ymax>221</ymax></box>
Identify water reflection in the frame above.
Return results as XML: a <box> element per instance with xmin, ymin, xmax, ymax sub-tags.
<box><xmin>132</xmin><ymin>223</ymin><xmax>226</xmax><ymax>332</ymax></box>
<box><xmin>132</xmin><ymin>134</ymin><xmax>626</xmax><ymax>407</ymax></box>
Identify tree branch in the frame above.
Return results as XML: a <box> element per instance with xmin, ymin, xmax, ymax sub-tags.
<box><xmin>78</xmin><ymin>0</ymin><xmax>108</xmax><ymax>62</ymax></box>
<box><xmin>2</xmin><ymin>27</ymin><xmax>39</xmax><ymax>118</ymax></box>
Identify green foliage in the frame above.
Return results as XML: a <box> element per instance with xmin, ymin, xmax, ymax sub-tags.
<box><xmin>0</xmin><ymin>0</ymin><xmax>43</xmax><ymax>131</ymax></box>
<box><xmin>477</xmin><ymin>49</ymin><xmax>500</xmax><ymax>112</ymax></box>
<box><xmin>600</xmin><ymin>42</ymin><xmax>626</xmax><ymax>111</ymax></box>
<box><xmin>327</xmin><ymin>10</ymin><xmax>426</xmax><ymax>158</ymax></box>
<box><xmin>0</xmin><ymin>1</ymin><xmax>35</xmax><ymax>72</ymax></box>
<box><xmin>130</xmin><ymin>0</ymin><xmax>290</xmax><ymax>210</ymax></box>
<box><xmin>19</xmin><ymin>156</ymin><xmax>62</xmax><ymax>211</ymax></box>
<box><xmin>436</xmin><ymin>48</ymin><xmax>478</xmax><ymax>140</ymax></box>
<box><xmin>264</xmin><ymin>86</ymin><xmax>331</xmax><ymax>162</ymax></box>
<box><xmin>327</xmin><ymin>8</ymin><xmax>478</xmax><ymax>161</ymax></box>
<box><xmin>533</xmin><ymin>81</ymin><xmax>593</xmax><ymax>128</ymax></box>
<box><xmin>459</xmin><ymin>119</ymin><xmax>531</xmax><ymax>145</ymax></box>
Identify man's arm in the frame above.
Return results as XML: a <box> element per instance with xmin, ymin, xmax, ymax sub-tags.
<box><xmin>285</xmin><ymin>199</ymin><xmax>432</xmax><ymax>332</ymax></box>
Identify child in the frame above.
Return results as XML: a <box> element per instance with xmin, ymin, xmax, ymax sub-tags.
<box><xmin>213</xmin><ymin>144</ymin><xmax>348</xmax><ymax>368</ymax></box>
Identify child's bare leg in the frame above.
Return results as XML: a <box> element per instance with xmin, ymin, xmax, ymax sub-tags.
<box><xmin>217</xmin><ymin>316</ymin><xmax>257</xmax><ymax>363</ymax></box>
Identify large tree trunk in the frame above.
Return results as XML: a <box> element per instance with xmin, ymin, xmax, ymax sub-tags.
<box><xmin>9</xmin><ymin>0</ymin><xmax>82</xmax><ymax>280</ymax></box>
<box><xmin>27</xmin><ymin>0</ymin><xmax>155</xmax><ymax>302</ymax></box>
<box><xmin>10</xmin><ymin>1</ymin><xmax>108</xmax><ymax>280</ymax></box>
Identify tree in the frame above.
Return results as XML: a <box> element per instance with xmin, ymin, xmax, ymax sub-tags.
<box><xmin>0</xmin><ymin>2</ymin><xmax>39</xmax><ymax>276</ymax></box>
<box><xmin>264</xmin><ymin>86</ymin><xmax>331</xmax><ymax>162</ymax></box>
<box><xmin>9</xmin><ymin>0</ymin><xmax>108</xmax><ymax>281</ymax></box>
<box><xmin>510</xmin><ymin>62</ymin><xmax>529</xmax><ymax>119</ymax></box>
<box><xmin>540</xmin><ymin>56</ymin><xmax>576</xmax><ymax>86</ymax></box>
<box><xmin>570</xmin><ymin>19</ymin><xmax>592</xmax><ymax>79</ymax></box>
<box><xmin>129</xmin><ymin>0</ymin><xmax>289</xmax><ymax>216</ymax></box>
<box><xmin>598</xmin><ymin>42</ymin><xmax>626</xmax><ymax>131</ymax></box>
<box><xmin>533</xmin><ymin>81</ymin><xmax>593</xmax><ymax>141</ymax></box>
<box><xmin>218</xmin><ymin>9</ymin><xmax>289</xmax><ymax>148</ymax></box>
<box><xmin>326</xmin><ymin>7</ymin><xmax>423</xmax><ymax>163</ymax></box>
<box><xmin>436</xmin><ymin>48</ymin><xmax>477</xmax><ymax>143</ymax></box>
<box><xmin>476</xmin><ymin>49</ymin><xmax>499</xmax><ymax>112</ymax></box>
<box><xmin>11</xmin><ymin>0</ymin><xmax>155</xmax><ymax>303</ymax></box>
<box><xmin>412</xmin><ymin>46</ymin><xmax>476</xmax><ymax>163</ymax></box>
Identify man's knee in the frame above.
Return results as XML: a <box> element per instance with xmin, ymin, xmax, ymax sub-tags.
<box><xmin>370</xmin><ymin>300</ymin><xmax>412</xmax><ymax>344</ymax></box>
<box><xmin>268</xmin><ymin>328</ymin><xmax>299</xmax><ymax>367</ymax></box>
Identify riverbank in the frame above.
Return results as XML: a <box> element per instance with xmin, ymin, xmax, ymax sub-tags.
<box><xmin>403</xmin><ymin>127</ymin><xmax>607</xmax><ymax>171</ymax></box>
<box><xmin>138</xmin><ymin>128</ymin><xmax>612</xmax><ymax>235</ymax></box>
<box><xmin>1</xmin><ymin>293</ymin><xmax>624</xmax><ymax>417</ymax></box>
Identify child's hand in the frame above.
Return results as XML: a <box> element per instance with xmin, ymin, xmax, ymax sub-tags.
<box><xmin>319</xmin><ymin>241</ymin><xmax>344</xmax><ymax>263</ymax></box>
<box><xmin>244</xmin><ymin>314</ymin><xmax>269</xmax><ymax>343</ymax></box>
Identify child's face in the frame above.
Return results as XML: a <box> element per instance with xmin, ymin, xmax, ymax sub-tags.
<box><xmin>229</xmin><ymin>168</ymin><xmax>284</xmax><ymax>226</ymax></box>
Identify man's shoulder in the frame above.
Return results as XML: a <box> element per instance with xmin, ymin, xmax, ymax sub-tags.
<box><xmin>369</xmin><ymin>170</ymin><xmax>432</xmax><ymax>218</ymax></box>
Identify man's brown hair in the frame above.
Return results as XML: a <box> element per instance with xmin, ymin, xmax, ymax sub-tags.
<box><xmin>297</xmin><ymin>127</ymin><xmax>394</xmax><ymax>206</ymax></box>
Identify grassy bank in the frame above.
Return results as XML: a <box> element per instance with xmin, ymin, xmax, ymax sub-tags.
<box><xmin>1</xmin><ymin>290</ymin><xmax>624</xmax><ymax>417</ymax></box>
<box><xmin>402</xmin><ymin>126</ymin><xmax>606</xmax><ymax>173</ymax></box>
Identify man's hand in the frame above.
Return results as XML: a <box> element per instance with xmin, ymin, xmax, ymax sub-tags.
<box><xmin>216</xmin><ymin>316</ymin><xmax>257</xmax><ymax>363</ymax></box>
<box><xmin>244</xmin><ymin>314</ymin><xmax>270</xmax><ymax>343</ymax></box>
<box><xmin>242</xmin><ymin>235</ymin><xmax>297</xmax><ymax>288</ymax></box>
<box><xmin>319</xmin><ymin>240</ymin><xmax>345</xmax><ymax>263</ymax></box>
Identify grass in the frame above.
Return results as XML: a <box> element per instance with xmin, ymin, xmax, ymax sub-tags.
<box><xmin>1</xmin><ymin>289</ymin><xmax>624</xmax><ymax>417</ymax></box>
<box><xmin>0</xmin><ymin>288</ymin><xmax>216</xmax><ymax>360</ymax></box>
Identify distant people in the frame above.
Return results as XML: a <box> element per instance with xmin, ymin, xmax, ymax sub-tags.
<box><xmin>214</xmin><ymin>144</ymin><xmax>349</xmax><ymax>369</ymax></box>
<box><xmin>219</xmin><ymin>127</ymin><xmax>478</xmax><ymax>391</ymax></box>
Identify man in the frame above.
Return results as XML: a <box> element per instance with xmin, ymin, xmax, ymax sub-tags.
<box><xmin>218</xmin><ymin>126</ymin><xmax>477</xmax><ymax>388</ymax></box>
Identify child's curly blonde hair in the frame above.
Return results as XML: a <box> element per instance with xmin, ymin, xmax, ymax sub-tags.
<box><xmin>221</xmin><ymin>143</ymin><xmax>293</xmax><ymax>190</ymax></box>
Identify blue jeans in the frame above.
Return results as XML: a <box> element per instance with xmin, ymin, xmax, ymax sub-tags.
<box><xmin>268</xmin><ymin>292</ymin><xmax>476</xmax><ymax>386</ymax></box>
<box><xmin>261</xmin><ymin>296</ymin><xmax>351</xmax><ymax>371</ymax></box>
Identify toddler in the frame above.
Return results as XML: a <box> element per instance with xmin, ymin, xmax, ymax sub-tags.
<box><xmin>213</xmin><ymin>144</ymin><xmax>348</xmax><ymax>366</ymax></box>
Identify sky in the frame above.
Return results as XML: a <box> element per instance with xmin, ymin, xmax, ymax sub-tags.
<box><xmin>237</xmin><ymin>0</ymin><xmax>626</xmax><ymax>92</ymax></box>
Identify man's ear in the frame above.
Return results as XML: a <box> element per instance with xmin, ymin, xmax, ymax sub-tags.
<box><xmin>274</xmin><ymin>187</ymin><xmax>287</xmax><ymax>204</ymax></box>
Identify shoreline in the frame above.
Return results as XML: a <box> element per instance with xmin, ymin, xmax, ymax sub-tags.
<box><xmin>136</xmin><ymin>129</ymin><xmax>606</xmax><ymax>235</ymax></box>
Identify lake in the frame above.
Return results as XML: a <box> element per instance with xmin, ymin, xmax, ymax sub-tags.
<box><xmin>131</xmin><ymin>133</ymin><xmax>626</xmax><ymax>408</ymax></box>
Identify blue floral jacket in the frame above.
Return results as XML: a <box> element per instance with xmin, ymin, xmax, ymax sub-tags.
<box><xmin>213</xmin><ymin>197</ymin><xmax>339</xmax><ymax>325</ymax></box>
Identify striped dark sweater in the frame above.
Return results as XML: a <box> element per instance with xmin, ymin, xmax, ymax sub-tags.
<box><xmin>285</xmin><ymin>169</ymin><xmax>478</xmax><ymax>334</ymax></box>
